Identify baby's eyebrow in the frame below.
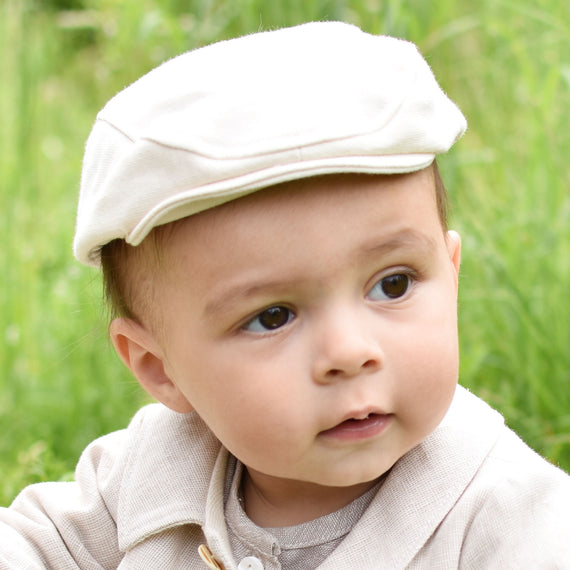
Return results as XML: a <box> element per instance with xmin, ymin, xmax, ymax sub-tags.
<box><xmin>202</xmin><ymin>229</ymin><xmax>438</xmax><ymax>320</ymax></box>
<box><xmin>203</xmin><ymin>278</ymin><xmax>304</xmax><ymax>321</ymax></box>
<box><xmin>355</xmin><ymin>229</ymin><xmax>438</xmax><ymax>261</ymax></box>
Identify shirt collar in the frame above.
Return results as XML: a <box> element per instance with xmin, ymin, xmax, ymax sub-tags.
<box><xmin>116</xmin><ymin>406</ymin><xmax>228</xmax><ymax>551</ymax></box>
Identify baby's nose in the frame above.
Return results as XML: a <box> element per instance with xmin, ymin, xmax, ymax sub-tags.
<box><xmin>311</xmin><ymin>309</ymin><xmax>384</xmax><ymax>383</ymax></box>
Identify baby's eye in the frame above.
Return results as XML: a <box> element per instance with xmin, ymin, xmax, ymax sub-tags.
<box><xmin>243</xmin><ymin>306</ymin><xmax>295</xmax><ymax>333</ymax></box>
<box><xmin>368</xmin><ymin>273</ymin><xmax>411</xmax><ymax>301</ymax></box>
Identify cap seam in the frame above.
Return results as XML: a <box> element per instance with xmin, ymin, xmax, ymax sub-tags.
<box><xmin>96</xmin><ymin>117</ymin><xmax>137</xmax><ymax>144</ymax></box>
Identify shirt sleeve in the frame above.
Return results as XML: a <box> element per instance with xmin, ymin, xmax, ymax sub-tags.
<box><xmin>0</xmin><ymin>426</ymin><xmax>131</xmax><ymax>569</ymax></box>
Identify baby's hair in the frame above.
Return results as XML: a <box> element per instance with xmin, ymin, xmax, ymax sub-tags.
<box><xmin>100</xmin><ymin>222</ymin><xmax>177</xmax><ymax>326</ymax></box>
<box><xmin>101</xmin><ymin>161</ymin><xmax>449</xmax><ymax>323</ymax></box>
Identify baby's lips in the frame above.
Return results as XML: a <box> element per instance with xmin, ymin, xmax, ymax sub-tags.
<box><xmin>319</xmin><ymin>411</ymin><xmax>392</xmax><ymax>438</ymax></box>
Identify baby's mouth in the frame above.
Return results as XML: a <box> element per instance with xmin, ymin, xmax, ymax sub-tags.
<box><xmin>319</xmin><ymin>412</ymin><xmax>392</xmax><ymax>440</ymax></box>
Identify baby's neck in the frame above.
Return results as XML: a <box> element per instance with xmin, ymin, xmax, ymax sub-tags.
<box><xmin>241</xmin><ymin>467</ymin><xmax>381</xmax><ymax>528</ymax></box>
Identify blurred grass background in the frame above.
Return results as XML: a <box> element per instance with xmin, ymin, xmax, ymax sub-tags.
<box><xmin>1</xmin><ymin>0</ymin><xmax>568</xmax><ymax>506</ymax></box>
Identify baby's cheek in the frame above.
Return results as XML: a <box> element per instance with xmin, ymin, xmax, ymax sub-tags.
<box><xmin>396</xmin><ymin>351</ymin><xmax>456</xmax><ymax>427</ymax></box>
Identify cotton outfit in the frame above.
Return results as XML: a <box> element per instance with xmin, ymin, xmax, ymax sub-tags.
<box><xmin>1</xmin><ymin>385</ymin><xmax>569</xmax><ymax>569</ymax></box>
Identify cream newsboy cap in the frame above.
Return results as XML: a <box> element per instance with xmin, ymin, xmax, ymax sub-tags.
<box><xmin>74</xmin><ymin>21</ymin><xmax>466</xmax><ymax>267</ymax></box>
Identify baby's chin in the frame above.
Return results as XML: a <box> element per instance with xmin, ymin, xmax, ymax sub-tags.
<box><xmin>302</xmin><ymin>439</ymin><xmax>429</xmax><ymax>488</ymax></box>
<box><xmin>290</xmin><ymin>461</ymin><xmax>397</xmax><ymax>490</ymax></box>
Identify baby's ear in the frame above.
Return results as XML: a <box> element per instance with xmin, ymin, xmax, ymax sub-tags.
<box><xmin>446</xmin><ymin>230</ymin><xmax>461</xmax><ymax>280</ymax></box>
<box><xmin>110</xmin><ymin>318</ymin><xmax>193</xmax><ymax>413</ymax></box>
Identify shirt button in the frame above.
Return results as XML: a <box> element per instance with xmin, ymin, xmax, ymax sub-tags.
<box><xmin>237</xmin><ymin>557</ymin><xmax>264</xmax><ymax>570</ymax></box>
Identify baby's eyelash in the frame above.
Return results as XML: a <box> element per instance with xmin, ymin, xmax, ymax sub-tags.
<box><xmin>241</xmin><ymin>305</ymin><xmax>296</xmax><ymax>334</ymax></box>
<box><xmin>367</xmin><ymin>269</ymin><xmax>418</xmax><ymax>301</ymax></box>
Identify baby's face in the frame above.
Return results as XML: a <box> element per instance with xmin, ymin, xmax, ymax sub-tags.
<box><xmin>136</xmin><ymin>169</ymin><xmax>460</xmax><ymax>493</ymax></box>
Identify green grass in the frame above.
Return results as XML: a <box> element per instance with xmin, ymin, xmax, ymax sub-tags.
<box><xmin>1</xmin><ymin>0</ymin><xmax>569</xmax><ymax>506</ymax></box>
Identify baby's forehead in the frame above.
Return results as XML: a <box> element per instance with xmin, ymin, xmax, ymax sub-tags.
<box><xmin>158</xmin><ymin>169</ymin><xmax>439</xmax><ymax>254</ymax></box>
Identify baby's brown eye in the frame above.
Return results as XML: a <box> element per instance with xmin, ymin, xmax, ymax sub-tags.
<box><xmin>382</xmin><ymin>274</ymin><xmax>409</xmax><ymax>298</ymax></box>
<box><xmin>244</xmin><ymin>306</ymin><xmax>295</xmax><ymax>332</ymax></box>
<box><xmin>259</xmin><ymin>307</ymin><xmax>291</xmax><ymax>329</ymax></box>
<box><xmin>369</xmin><ymin>274</ymin><xmax>411</xmax><ymax>300</ymax></box>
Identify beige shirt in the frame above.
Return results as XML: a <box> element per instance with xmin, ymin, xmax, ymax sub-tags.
<box><xmin>1</xmin><ymin>386</ymin><xmax>570</xmax><ymax>569</ymax></box>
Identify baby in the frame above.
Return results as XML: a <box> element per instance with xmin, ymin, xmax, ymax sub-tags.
<box><xmin>1</xmin><ymin>22</ymin><xmax>569</xmax><ymax>570</ymax></box>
